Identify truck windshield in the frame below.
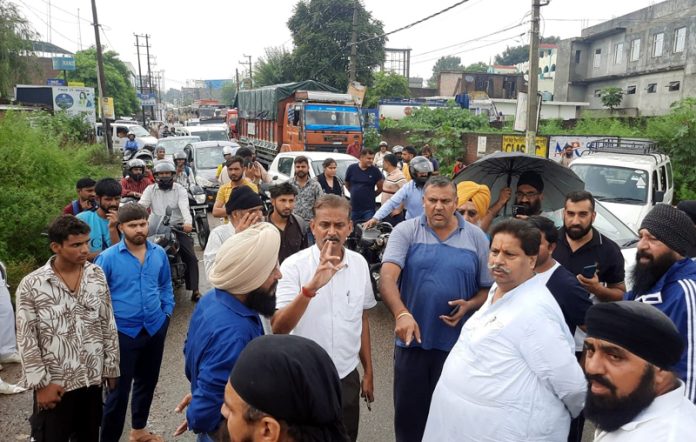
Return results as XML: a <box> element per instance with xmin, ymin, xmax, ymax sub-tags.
<box><xmin>571</xmin><ymin>164</ymin><xmax>649</xmax><ymax>204</ymax></box>
<box><xmin>195</xmin><ymin>146</ymin><xmax>225</xmax><ymax>169</ymax></box>
<box><xmin>305</xmin><ymin>105</ymin><xmax>361</xmax><ymax>131</ymax></box>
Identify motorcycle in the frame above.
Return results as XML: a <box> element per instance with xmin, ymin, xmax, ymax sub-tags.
<box><xmin>148</xmin><ymin>208</ymin><xmax>187</xmax><ymax>288</ymax></box>
<box><xmin>122</xmin><ymin>149</ymin><xmax>154</xmax><ymax>177</ymax></box>
<box><xmin>347</xmin><ymin>222</ymin><xmax>393</xmax><ymax>301</ymax></box>
<box><xmin>188</xmin><ymin>184</ymin><xmax>210</xmax><ymax>249</ymax></box>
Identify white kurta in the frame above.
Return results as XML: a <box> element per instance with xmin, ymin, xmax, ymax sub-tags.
<box><xmin>422</xmin><ymin>276</ymin><xmax>586</xmax><ymax>442</ymax></box>
<box><xmin>593</xmin><ymin>382</ymin><xmax>696</xmax><ymax>441</ymax></box>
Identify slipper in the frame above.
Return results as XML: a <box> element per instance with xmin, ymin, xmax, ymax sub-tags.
<box><xmin>129</xmin><ymin>430</ymin><xmax>164</xmax><ymax>442</ymax></box>
<box><xmin>190</xmin><ymin>290</ymin><xmax>201</xmax><ymax>302</ymax></box>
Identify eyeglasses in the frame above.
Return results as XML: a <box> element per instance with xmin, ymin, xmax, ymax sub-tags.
<box><xmin>458</xmin><ymin>209</ymin><xmax>478</xmax><ymax>218</ymax></box>
<box><xmin>515</xmin><ymin>191</ymin><xmax>540</xmax><ymax>199</ymax></box>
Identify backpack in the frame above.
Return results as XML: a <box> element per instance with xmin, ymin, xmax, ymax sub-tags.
<box><xmin>291</xmin><ymin>214</ymin><xmax>308</xmax><ymax>236</ymax></box>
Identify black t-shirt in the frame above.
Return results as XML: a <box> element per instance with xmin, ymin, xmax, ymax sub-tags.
<box><xmin>345</xmin><ymin>164</ymin><xmax>382</xmax><ymax>212</ymax></box>
<box><xmin>316</xmin><ymin>173</ymin><xmax>344</xmax><ymax>197</ymax></box>
<box><xmin>545</xmin><ymin>264</ymin><xmax>593</xmax><ymax>334</ymax></box>
<box><xmin>552</xmin><ymin>227</ymin><xmax>625</xmax><ymax>285</ymax></box>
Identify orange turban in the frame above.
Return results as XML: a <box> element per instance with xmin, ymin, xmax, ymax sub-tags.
<box><xmin>456</xmin><ymin>181</ymin><xmax>491</xmax><ymax>217</ymax></box>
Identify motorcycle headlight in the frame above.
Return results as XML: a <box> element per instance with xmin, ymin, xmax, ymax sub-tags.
<box><xmin>196</xmin><ymin>176</ymin><xmax>214</xmax><ymax>187</ymax></box>
<box><xmin>195</xmin><ymin>194</ymin><xmax>206</xmax><ymax>204</ymax></box>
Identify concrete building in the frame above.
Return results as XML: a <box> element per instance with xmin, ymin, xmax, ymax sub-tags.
<box><xmin>438</xmin><ymin>71</ymin><xmax>526</xmax><ymax>99</ymax></box>
<box><xmin>554</xmin><ymin>0</ymin><xmax>696</xmax><ymax>116</ymax></box>
<box><xmin>517</xmin><ymin>43</ymin><xmax>558</xmax><ymax>99</ymax></box>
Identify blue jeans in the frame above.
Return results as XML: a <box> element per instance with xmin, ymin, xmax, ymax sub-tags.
<box><xmin>351</xmin><ymin>209</ymin><xmax>376</xmax><ymax>223</ymax></box>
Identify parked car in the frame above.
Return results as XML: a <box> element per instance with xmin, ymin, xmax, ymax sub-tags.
<box><xmin>570</xmin><ymin>138</ymin><xmax>673</xmax><ymax>232</ymax></box>
<box><xmin>184</xmin><ymin>140</ymin><xmax>239</xmax><ymax>208</ymax></box>
<box><xmin>155</xmin><ymin>136</ymin><xmax>201</xmax><ymax>161</ymax></box>
<box><xmin>176</xmin><ymin>125</ymin><xmax>229</xmax><ymax>141</ymax></box>
<box><xmin>96</xmin><ymin>122</ymin><xmax>157</xmax><ymax>151</ymax></box>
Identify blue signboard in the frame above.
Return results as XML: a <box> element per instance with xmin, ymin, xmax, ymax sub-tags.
<box><xmin>204</xmin><ymin>79</ymin><xmax>233</xmax><ymax>90</ymax></box>
<box><xmin>46</xmin><ymin>78</ymin><xmax>67</xmax><ymax>86</ymax></box>
<box><xmin>52</xmin><ymin>57</ymin><xmax>76</xmax><ymax>71</ymax></box>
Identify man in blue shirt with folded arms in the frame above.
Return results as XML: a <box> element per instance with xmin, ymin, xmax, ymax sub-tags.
<box><xmin>97</xmin><ymin>203</ymin><xmax>174</xmax><ymax>442</ymax></box>
<box><xmin>175</xmin><ymin>222</ymin><xmax>282</xmax><ymax>441</ymax></box>
<box><xmin>379</xmin><ymin>175</ymin><xmax>493</xmax><ymax>442</ymax></box>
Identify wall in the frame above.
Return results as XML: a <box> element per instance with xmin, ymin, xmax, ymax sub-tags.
<box><xmin>492</xmin><ymin>99</ymin><xmax>587</xmax><ymax>120</ymax></box>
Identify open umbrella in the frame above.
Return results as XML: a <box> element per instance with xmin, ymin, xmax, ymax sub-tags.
<box><xmin>453</xmin><ymin>152</ymin><xmax>585</xmax><ymax>214</ymax></box>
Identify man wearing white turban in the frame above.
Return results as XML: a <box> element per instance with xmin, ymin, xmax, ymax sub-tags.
<box><xmin>175</xmin><ymin>223</ymin><xmax>282</xmax><ymax>441</ymax></box>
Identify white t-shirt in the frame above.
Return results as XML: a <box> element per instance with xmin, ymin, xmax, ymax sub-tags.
<box><xmin>276</xmin><ymin>246</ymin><xmax>377</xmax><ymax>378</ymax></box>
<box><xmin>203</xmin><ymin>224</ymin><xmax>235</xmax><ymax>276</ymax></box>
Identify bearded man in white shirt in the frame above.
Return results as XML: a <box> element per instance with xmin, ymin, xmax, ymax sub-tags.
<box><xmin>422</xmin><ymin>218</ymin><xmax>586</xmax><ymax>442</ymax></box>
<box><xmin>583</xmin><ymin>301</ymin><xmax>696</xmax><ymax>441</ymax></box>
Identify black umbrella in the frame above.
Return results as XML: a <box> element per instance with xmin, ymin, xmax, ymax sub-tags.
<box><xmin>453</xmin><ymin>152</ymin><xmax>585</xmax><ymax>213</ymax></box>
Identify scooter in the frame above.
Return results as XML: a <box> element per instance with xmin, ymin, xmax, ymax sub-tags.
<box><xmin>347</xmin><ymin>222</ymin><xmax>393</xmax><ymax>301</ymax></box>
<box><xmin>148</xmin><ymin>208</ymin><xmax>187</xmax><ymax>288</ymax></box>
<box><xmin>188</xmin><ymin>184</ymin><xmax>210</xmax><ymax>249</ymax></box>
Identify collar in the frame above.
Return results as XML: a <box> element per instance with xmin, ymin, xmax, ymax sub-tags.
<box><xmin>42</xmin><ymin>256</ymin><xmax>92</xmax><ymax>288</ymax></box>
<box><xmin>418</xmin><ymin>212</ymin><xmax>468</xmax><ymax>230</ymax></box>
<box><xmin>213</xmin><ymin>288</ymin><xmax>262</xmax><ymax>319</ymax></box>
<box><xmin>487</xmin><ymin>274</ymin><xmax>540</xmax><ymax>306</ymax></box>
<box><xmin>612</xmin><ymin>382</ymin><xmax>687</xmax><ymax>432</ymax></box>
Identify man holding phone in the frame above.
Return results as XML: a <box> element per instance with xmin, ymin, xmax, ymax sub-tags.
<box><xmin>553</xmin><ymin>191</ymin><xmax>625</xmax><ymax>302</ymax></box>
<box><xmin>380</xmin><ymin>176</ymin><xmax>492</xmax><ymax>442</ymax></box>
<box><xmin>76</xmin><ymin>178</ymin><xmax>122</xmax><ymax>260</ymax></box>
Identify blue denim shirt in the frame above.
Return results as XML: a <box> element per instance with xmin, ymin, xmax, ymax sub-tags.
<box><xmin>183</xmin><ymin>289</ymin><xmax>263</xmax><ymax>434</ymax></box>
<box><xmin>374</xmin><ymin>180</ymin><xmax>425</xmax><ymax>221</ymax></box>
<box><xmin>95</xmin><ymin>240</ymin><xmax>174</xmax><ymax>338</ymax></box>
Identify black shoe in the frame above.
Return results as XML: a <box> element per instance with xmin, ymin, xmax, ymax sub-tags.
<box><xmin>191</xmin><ymin>290</ymin><xmax>201</xmax><ymax>302</ymax></box>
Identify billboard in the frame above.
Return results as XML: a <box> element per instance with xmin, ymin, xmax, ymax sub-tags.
<box><xmin>502</xmin><ymin>135</ymin><xmax>548</xmax><ymax>158</ymax></box>
<box><xmin>137</xmin><ymin>92</ymin><xmax>157</xmax><ymax>107</ymax></box>
<box><xmin>52</xmin><ymin>57</ymin><xmax>76</xmax><ymax>71</ymax></box>
<box><xmin>52</xmin><ymin>86</ymin><xmax>96</xmax><ymax>123</ymax></box>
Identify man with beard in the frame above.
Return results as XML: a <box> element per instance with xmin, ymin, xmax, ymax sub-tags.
<box><xmin>381</xmin><ymin>176</ymin><xmax>492</xmax><ymax>442</ymax></box>
<box><xmin>344</xmin><ymin>149</ymin><xmax>384</xmax><ymax>223</ymax></box>
<box><xmin>583</xmin><ymin>301</ymin><xmax>696</xmax><ymax>440</ymax></box>
<box><xmin>120</xmin><ymin>159</ymin><xmax>153</xmax><ymax>199</ymax></box>
<box><xmin>479</xmin><ymin>171</ymin><xmax>548</xmax><ymax>228</ymax></box>
<box><xmin>289</xmin><ymin>156</ymin><xmax>324</xmax><ymax>228</ymax></box>
<box><xmin>97</xmin><ymin>204</ymin><xmax>174</xmax><ymax>442</ymax></box>
<box><xmin>141</xmin><ymin>161</ymin><xmax>202</xmax><ymax>302</ymax></box>
<box><xmin>422</xmin><ymin>219</ymin><xmax>585</xmax><ymax>442</ymax></box>
<box><xmin>62</xmin><ymin>177</ymin><xmax>97</xmax><ymax>215</ymax></box>
<box><xmin>624</xmin><ymin>203</ymin><xmax>696</xmax><ymax>402</ymax></box>
<box><xmin>212</xmin><ymin>156</ymin><xmax>259</xmax><ymax>221</ymax></box>
<box><xmin>174</xmin><ymin>223</ymin><xmax>282</xmax><ymax>441</ymax></box>
<box><xmin>77</xmin><ymin>178</ymin><xmax>122</xmax><ymax>260</ymax></box>
<box><xmin>272</xmin><ymin>195</ymin><xmax>377</xmax><ymax>442</ymax></box>
<box><xmin>560</xmin><ymin>143</ymin><xmax>575</xmax><ymax>167</ymax></box>
<box><xmin>203</xmin><ymin>186</ymin><xmax>264</xmax><ymax>275</ymax></box>
<box><xmin>401</xmin><ymin>145</ymin><xmax>417</xmax><ymax>181</ymax></box>
<box><xmin>268</xmin><ymin>182</ymin><xmax>308</xmax><ymax>265</ymax></box>
<box><xmin>363</xmin><ymin>156</ymin><xmax>434</xmax><ymax>229</ymax></box>
<box><xmin>553</xmin><ymin>191</ymin><xmax>626</xmax><ymax>302</ymax></box>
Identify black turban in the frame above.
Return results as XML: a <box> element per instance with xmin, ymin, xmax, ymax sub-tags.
<box><xmin>585</xmin><ymin>301</ymin><xmax>684</xmax><ymax>370</ymax></box>
<box><xmin>677</xmin><ymin>200</ymin><xmax>696</xmax><ymax>225</ymax></box>
<box><xmin>229</xmin><ymin>335</ymin><xmax>349</xmax><ymax>442</ymax></box>
<box><xmin>640</xmin><ymin>203</ymin><xmax>696</xmax><ymax>257</ymax></box>
<box><xmin>225</xmin><ymin>185</ymin><xmax>263</xmax><ymax>215</ymax></box>
<box><xmin>517</xmin><ymin>170</ymin><xmax>544</xmax><ymax>192</ymax></box>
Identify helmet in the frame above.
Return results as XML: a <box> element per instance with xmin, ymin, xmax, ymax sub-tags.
<box><xmin>392</xmin><ymin>145</ymin><xmax>404</xmax><ymax>153</ymax></box>
<box><xmin>409</xmin><ymin>156</ymin><xmax>434</xmax><ymax>187</ymax></box>
<box><xmin>222</xmin><ymin>146</ymin><xmax>235</xmax><ymax>156</ymax></box>
<box><xmin>127</xmin><ymin>158</ymin><xmax>146</xmax><ymax>169</ymax></box>
<box><xmin>173</xmin><ymin>152</ymin><xmax>187</xmax><ymax>161</ymax></box>
<box><xmin>153</xmin><ymin>160</ymin><xmax>176</xmax><ymax>175</ymax></box>
<box><xmin>153</xmin><ymin>161</ymin><xmax>175</xmax><ymax>190</ymax></box>
<box><xmin>127</xmin><ymin>131</ymin><xmax>136</xmax><ymax>137</ymax></box>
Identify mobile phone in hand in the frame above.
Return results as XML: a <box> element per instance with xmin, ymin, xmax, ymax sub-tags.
<box><xmin>581</xmin><ymin>264</ymin><xmax>598</xmax><ymax>279</ymax></box>
<box><xmin>448</xmin><ymin>305</ymin><xmax>461</xmax><ymax>317</ymax></box>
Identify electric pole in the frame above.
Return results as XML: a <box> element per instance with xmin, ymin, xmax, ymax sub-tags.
<box><xmin>236</xmin><ymin>68</ymin><xmax>240</xmax><ymax>92</ymax></box>
<box><xmin>90</xmin><ymin>0</ymin><xmax>112</xmax><ymax>154</ymax></box>
<box><xmin>145</xmin><ymin>35</ymin><xmax>155</xmax><ymax>120</ymax></box>
<box><xmin>348</xmin><ymin>0</ymin><xmax>359</xmax><ymax>83</ymax></box>
<box><xmin>134</xmin><ymin>34</ymin><xmax>146</xmax><ymax>127</ymax></box>
<box><xmin>241</xmin><ymin>55</ymin><xmax>252</xmax><ymax>88</ymax></box>
<box><xmin>525</xmin><ymin>0</ymin><xmax>549</xmax><ymax>155</ymax></box>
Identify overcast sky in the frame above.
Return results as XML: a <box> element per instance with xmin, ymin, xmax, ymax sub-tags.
<box><xmin>19</xmin><ymin>0</ymin><xmax>659</xmax><ymax>89</ymax></box>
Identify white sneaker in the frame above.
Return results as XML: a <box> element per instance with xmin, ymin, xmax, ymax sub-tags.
<box><xmin>0</xmin><ymin>353</ymin><xmax>21</xmax><ymax>364</ymax></box>
<box><xmin>0</xmin><ymin>380</ymin><xmax>26</xmax><ymax>394</ymax></box>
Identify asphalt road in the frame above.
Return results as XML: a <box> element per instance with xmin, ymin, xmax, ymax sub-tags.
<box><xmin>0</xmin><ymin>215</ymin><xmax>594</xmax><ymax>441</ymax></box>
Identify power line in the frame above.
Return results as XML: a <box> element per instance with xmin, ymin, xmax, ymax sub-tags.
<box><xmin>411</xmin><ymin>21</ymin><xmax>528</xmax><ymax>58</ymax></box>
<box><xmin>36</xmin><ymin>0</ymin><xmax>92</xmax><ymax>24</ymax></box>
<box><xmin>410</xmin><ymin>32</ymin><xmax>526</xmax><ymax>65</ymax></box>
<box><xmin>17</xmin><ymin>0</ymin><xmax>81</xmax><ymax>47</ymax></box>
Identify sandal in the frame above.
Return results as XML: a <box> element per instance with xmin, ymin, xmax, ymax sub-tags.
<box><xmin>129</xmin><ymin>429</ymin><xmax>164</xmax><ymax>442</ymax></box>
<box><xmin>191</xmin><ymin>290</ymin><xmax>201</xmax><ymax>302</ymax></box>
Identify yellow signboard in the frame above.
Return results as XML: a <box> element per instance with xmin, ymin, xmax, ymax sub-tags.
<box><xmin>99</xmin><ymin>97</ymin><xmax>115</xmax><ymax>120</ymax></box>
<box><xmin>67</xmin><ymin>81</ymin><xmax>85</xmax><ymax>87</ymax></box>
<box><xmin>502</xmin><ymin>135</ymin><xmax>548</xmax><ymax>158</ymax></box>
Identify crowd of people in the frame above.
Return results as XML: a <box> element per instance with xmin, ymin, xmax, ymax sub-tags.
<box><xmin>2</xmin><ymin>138</ymin><xmax>696</xmax><ymax>442</ymax></box>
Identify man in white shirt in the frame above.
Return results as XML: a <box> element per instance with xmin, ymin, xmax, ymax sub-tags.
<box><xmin>272</xmin><ymin>195</ymin><xmax>376</xmax><ymax>442</ymax></box>
<box><xmin>374</xmin><ymin>141</ymin><xmax>389</xmax><ymax>168</ymax></box>
<box><xmin>583</xmin><ymin>301</ymin><xmax>696</xmax><ymax>441</ymax></box>
<box><xmin>423</xmin><ymin>218</ymin><xmax>586</xmax><ymax>442</ymax></box>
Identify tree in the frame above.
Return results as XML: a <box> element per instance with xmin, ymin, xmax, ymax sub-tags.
<box><xmin>464</xmin><ymin>62</ymin><xmax>489</xmax><ymax>73</ymax></box>
<box><xmin>220</xmin><ymin>82</ymin><xmax>237</xmax><ymax>105</ymax></box>
<box><xmin>253</xmin><ymin>47</ymin><xmax>297</xmax><ymax>87</ymax></box>
<box><xmin>600</xmin><ymin>87</ymin><xmax>623</xmax><ymax>113</ymax></box>
<box><xmin>288</xmin><ymin>0</ymin><xmax>385</xmax><ymax>89</ymax></box>
<box><xmin>0</xmin><ymin>1</ymin><xmax>37</xmax><ymax>99</ymax></box>
<box><xmin>68</xmin><ymin>48</ymin><xmax>139</xmax><ymax>118</ymax></box>
<box><xmin>363</xmin><ymin>71</ymin><xmax>410</xmax><ymax>108</ymax></box>
<box><xmin>427</xmin><ymin>55</ymin><xmax>464</xmax><ymax>88</ymax></box>
<box><xmin>494</xmin><ymin>36</ymin><xmax>561</xmax><ymax>65</ymax></box>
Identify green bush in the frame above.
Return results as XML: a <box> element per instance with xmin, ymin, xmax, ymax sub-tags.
<box><xmin>0</xmin><ymin>111</ymin><xmax>119</xmax><ymax>288</ymax></box>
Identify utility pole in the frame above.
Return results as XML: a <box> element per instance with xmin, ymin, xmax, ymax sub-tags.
<box><xmin>241</xmin><ymin>55</ymin><xmax>252</xmax><ymax>88</ymax></box>
<box><xmin>134</xmin><ymin>34</ymin><xmax>146</xmax><ymax>127</ymax></box>
<box><xmin>348</xmin><ymin>0</ymin><xmax>359</xmax><ymax>83</ymax></box>
<box><xmin>145</xmin><ymin>35</ymin><xmax>155</xmax><ymax>120</ymax></box>
<box><xmin>77</xmin><ymin>9</ymin><xmax>83</xmax><ymax>50</ymax></box>
<box><xmin>235</xmin><ymin>68</ymin><xmax>240</xmax><ymax>92</ymax></box>
<box><xmin>90</xmin><ymin>0</ymin><xmax>112</xmax><ymax>154</ymax></box>
<box><xmin>525</xmin><ymin>0</ymin><xmax>548</xmax><ymax>155</ymax></box>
